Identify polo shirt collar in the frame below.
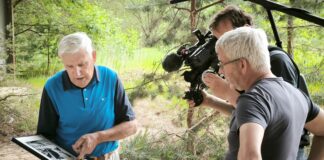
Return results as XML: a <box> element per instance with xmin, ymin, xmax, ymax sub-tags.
<box><xmin>62</xmin><ymin>65</ymin><xmax>100</xmax><ymax>91</ymax></box>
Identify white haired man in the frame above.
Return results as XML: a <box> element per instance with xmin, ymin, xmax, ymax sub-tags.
<box><xmin>203</xmin><ymin>27</ymin><xmax>324</xmax><ymax>159</ymax></box>
<box><xmin>37</xmin><ymin>32</ymin><xmax>137</xmax><ymax>160</ymax></box>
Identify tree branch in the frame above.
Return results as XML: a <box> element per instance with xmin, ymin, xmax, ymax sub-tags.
<box><xmin>281</xmin><ymin>24</ymin><xmax>322</xmax><ymax>29</ymax></box>
<box><xmin>197</xmin><ymin>0</ymin><xmax>224</xmax><ymax>12</ymax></box>
<box><xmin>15</xmin><ymin>28</ymin><xmax>43</xmax><ymax>36</ymax></box>
<box><xmin>173</xmin><ymin>6</ymin><xmax>191</xmax><ymax>12</ymax></box>
<box><xmin>125</xmin><ymin>73</ymin><xmax>170</xmax><ymax>90</ymax></box>
<box><xmin>187</xmin><ymin>110</ymin><xmax>220</xmax><ymax>132</ymax></box>
<box><xmin>0</xmin><ymin>93</ymin><xmax>37</xmax><ymax>102</ymax></box>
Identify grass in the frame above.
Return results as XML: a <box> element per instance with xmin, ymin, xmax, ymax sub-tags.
<box><xmin>25</xmin><ymin>76</ymin><xmax>48</xmax><ymax>90</ymax></box>
<box><xmin>97</xmin><ymin>47</ymin><xmax>166</xmax><ymax>73</ymax></box>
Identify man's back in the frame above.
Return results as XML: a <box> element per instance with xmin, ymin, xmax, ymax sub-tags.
<box><xmin>269</xmin><ymin>47</ymin><xmax>311</xmax><ymax>148</ymax></box>
<box><xmin>227</xmin><ymin>78</ymin><xmax>311</xmax><ymax>160</ymax></box>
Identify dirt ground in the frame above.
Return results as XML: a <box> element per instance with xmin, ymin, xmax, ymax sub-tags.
<box><xmin>0</xmin><ymin>143</ymin><xmax>38</xmax><ymax>160</ymax></box>
<box><xmin>0</xmin><ymin>97</ymin><xmax>186</xmax><ymax>159</ymax></box>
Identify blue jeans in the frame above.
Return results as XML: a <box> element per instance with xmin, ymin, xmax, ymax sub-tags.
<box><xmin>297</xmin><ymin>147</ymin><xmax>307</xmax><ymax>160</ymax></box>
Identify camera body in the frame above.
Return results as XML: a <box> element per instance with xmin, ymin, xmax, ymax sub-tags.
<box><xmin>162</xmin><ymin>29</ymin><xmax>219</xmax><ymax>106</ymax></box>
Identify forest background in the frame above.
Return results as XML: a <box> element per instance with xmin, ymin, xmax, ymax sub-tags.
<box><xmin>0</xmin><ymin>0</ymin><xmax>323</xmax><ymax>159</ymax></box>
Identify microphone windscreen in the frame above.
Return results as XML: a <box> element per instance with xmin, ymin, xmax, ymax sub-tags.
<box><xmin>162</xmin><ymin>53</ymin><xmax>183</xmax><ymax>72</ymax></box>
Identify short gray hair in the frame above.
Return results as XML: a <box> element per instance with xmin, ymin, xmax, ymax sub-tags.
<box><xmin>215</xmin><ymin>27</ymin><xmax>270</xmax><ymax>72</ymax></box>
<box><xmin>58</xmin><ymin>32</ymin><xmax>94</xmax><ymax>57</ymax></box>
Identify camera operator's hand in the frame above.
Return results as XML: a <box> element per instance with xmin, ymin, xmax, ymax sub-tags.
<box><xmin>202</xmin><ymin>72</ymin><xmax>228</xmax><ymax>97</ymax></box>
<box><xmin>187</xmin><ymin>99</ymin><xmax>196</xmax><ymax>108</ymax></box>
<box><xmin>187</xmin><ymin>90</ymin><xmax>235</xmax><ymax>116</ymax></box>
<box><xmin>187</xmin><ymin>90</ymin><xmax>209</xmax><ymax>107</ymax></box>
<box><xmin>202</xmin><ymin>71</ymin><xmax>240</xmax><ymax>106</ymax></box>
<box><xmin>186</xmin><ymin>90</ymin><xmax>224</xmax><ymax>107</ymax></box>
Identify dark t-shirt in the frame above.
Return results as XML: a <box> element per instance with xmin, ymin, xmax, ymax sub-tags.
<box><xmin>269</xmin><ymin>48</ymin><xmax>311</xmax><ymax>147</ymax></box>
<box><xmin>270</xmin><ymin>49</ymin><xmax>298</xmax><ymax>87</ymax></box>
<box><xmin>225</xmin><ymin>78</ymin><xmax>319</xmax><ymax>160</ymax></box>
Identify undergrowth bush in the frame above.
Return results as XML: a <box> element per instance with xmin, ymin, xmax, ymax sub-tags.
<box><xmin>121</xmin><ymin>115</ymin><xmax>229</xmax><ymax>160</ymax></box>
<box><xmin>0</xmin><ymin>84</ymin><xmax>40</xmax><ymax>140</ymax></box>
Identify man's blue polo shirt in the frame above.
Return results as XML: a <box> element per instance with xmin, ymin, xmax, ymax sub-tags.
<box><xmin>37</xmin><ymin>65</ymin><xmax>135</xmax><ymax>157</ymax></box>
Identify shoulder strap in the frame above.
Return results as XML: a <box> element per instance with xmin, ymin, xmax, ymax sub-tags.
<box><xmin>268</xmin><ymin>46</ymin><xmax>301</xmax><ymax>88</ymax></box>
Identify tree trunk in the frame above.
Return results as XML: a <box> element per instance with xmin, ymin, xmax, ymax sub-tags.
<box><xmin>186</xmin><ymin>105</ymin><xmax>196</xmax><ymax>155</ymax></box>
<box><xmin>3</xmin><ymin>0</ymin><xmax>14</xmax><ymax>75</ymax></box>
<box><xmin>47</xmin><ymin>25</ymin><xmax>50</xmax><ymax>75</ymax></box>
<box><xmin>4</xmin><ymin>0</ymin><xmax>15</xmax><ymax>78</ymax></box>
<box><xmin>11</xmin><ymin>0</ymin><xmax>16</xmax><ymax>78</ymax></box>
<box><xmin>190</xmin><ymin>0</ymin><xmax>197</xmax><ymax>31</ymax></box>
<box><xmin>287</xmin><ymin>15</ymin><xmax>294</xmax><ymax>58</ymax></box>
<box><xmin>287</xmin><ymin>0</ymin><xmax>295</xmax><ymax>58</ymax></box>
<box><xmin>0</xmin><ymin>1</ymin><xmax>8</xmax><ymax>80</ymax></box>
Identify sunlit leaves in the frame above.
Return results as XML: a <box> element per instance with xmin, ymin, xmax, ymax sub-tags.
<box><xmin>12</xmin><ymin>0</ymin><xmax>140</xmax><ymax>77</ymax></box>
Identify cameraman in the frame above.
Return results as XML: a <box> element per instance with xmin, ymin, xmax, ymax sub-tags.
<box><xmin>189</xmin><ymin>5</ymin><xmax>316</xmax><ymax>159</ymax></box>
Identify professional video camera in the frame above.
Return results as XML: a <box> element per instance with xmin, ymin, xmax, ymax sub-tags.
<box><xmin>162</xmin><ymin>29</ymin><xmax>219</xmax><ymax>106</ymax></box>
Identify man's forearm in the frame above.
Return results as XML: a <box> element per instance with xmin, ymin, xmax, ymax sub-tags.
<box><xmin>204</xmin><ymin>94</ymin><xmax>234</xmax><ymax>116</ymax></box>
<box><xmin>308</xmin><ymin>135</ymin><xmax>324</xmax><ymax>160</ymax></box>
<box><xmin>226</xmin><ymin>89</ymin><xmax>240</xmax><ymax>106</ymax></box>
<box><xmin>97</xmin><ymin>120</ymin><xmax>137</xmax><ymax>143</ymax></box>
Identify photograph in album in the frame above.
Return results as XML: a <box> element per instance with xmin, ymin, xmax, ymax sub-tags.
<box><xmin>12</xmin><ymin>135</ymin><xmax>77</xmax><ymax>160</ymax></box>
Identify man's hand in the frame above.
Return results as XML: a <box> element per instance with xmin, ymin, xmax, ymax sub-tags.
<box><xmin>72</xmin><ymin>133</ymin><xmax>100</xmax><ymax>159</ymax></box>
<box><xmin>202</xmin><ymin>72</ymin><xmax>229</xmax><ymax>98</ymax></box>
<box><xmin>186</xmin><ymin>90</ymin><xmax>209</xmax><ymax>107</ymax></box>
<box><xmin>202</xmin><ymin>72</ymin><xmax>240</xmax><ymax>105</ymax></box>
<box><xmin>186</xmin><ymin>89</ymin><xmax>234</xmax><ymax>116</ymax></box>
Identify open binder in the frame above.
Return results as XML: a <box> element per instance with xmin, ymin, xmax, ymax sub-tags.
<box><xmin>12</xmin><ymin>135</ymin><xmax>76</xmax><ymax>160</ymax></box>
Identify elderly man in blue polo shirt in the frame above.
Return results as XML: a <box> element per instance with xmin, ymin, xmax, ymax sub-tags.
<box><xmin>37</xmin><ymin>32</ymin><xmax>137</xmax><ymax>160</ymax></box>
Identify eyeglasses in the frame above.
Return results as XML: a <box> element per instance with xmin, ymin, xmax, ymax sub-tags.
<box><xmin>217</xmin><ymin>58</ymin><xmax>241</xmax><ymax>69</ymax></box>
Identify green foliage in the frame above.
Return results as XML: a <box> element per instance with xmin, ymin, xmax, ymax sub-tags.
<box><xmin>125</xmin><ymin>0</ymin><xmax>186</xmax><ymax>47</ymax></box>
<box><xmin>10</xmin><ymin>0</ymin><xmax>140</xmax><ymax>78</ymax></box>
<box><xmin>103</xmin><ymin>47</ymin><xmax>164</xmax><ymax>73</ymax></box>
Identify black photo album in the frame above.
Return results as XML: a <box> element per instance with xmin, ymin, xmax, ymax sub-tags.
<box><xmin>12</xmin><ymin>135</ymin><xmax>76</xmax><ymax>160</ymax></box>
